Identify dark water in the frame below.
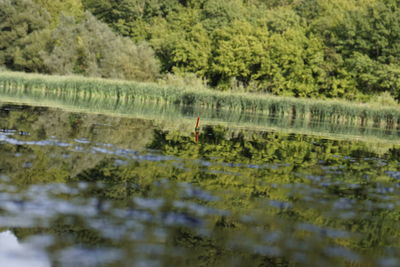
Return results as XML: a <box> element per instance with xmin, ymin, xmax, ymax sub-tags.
<box><xmin>1</xmin><ymin>103</ymin><xmax>400</xmax><ymax>267</ymax></box>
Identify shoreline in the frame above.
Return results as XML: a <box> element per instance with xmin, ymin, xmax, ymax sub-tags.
<box><xmin>1</xmin><ymin>93</ymin><xmax>400</xmax><ymax>150</ymax></box>
<box><xmin>1</xmin><ymin>70</ymin><xmax>400</xmax><ymax>128</ymax></box>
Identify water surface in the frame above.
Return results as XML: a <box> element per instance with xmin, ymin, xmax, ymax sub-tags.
<box><xmin>1</xmin><ymin>101</ymin><xmax>400</xmax><ymax>266</ymax></box>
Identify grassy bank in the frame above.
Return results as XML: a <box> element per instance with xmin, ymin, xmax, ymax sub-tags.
<box><xmin>1</xmin><ymin>71</ymin><xmax>400</xmax><ymax>127</ymax></box>
<box><xmin>2</xmin><ymin>94</ymin><xmax>400</xmax><ymax>150</ymax></box>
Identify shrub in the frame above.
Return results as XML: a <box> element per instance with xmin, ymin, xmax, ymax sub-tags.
<box><xmin>41</xmin><ymin>12</ymin><xmax>159</xmax><ymax>81</ymax></box>
<box><xmin>0</xmin><ymin>0</ymin><xmax>51</xmax><ymax>72</ymax></box>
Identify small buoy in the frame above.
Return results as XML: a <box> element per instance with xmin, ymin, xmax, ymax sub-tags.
<box><xmin>195</xmin><ymin>117</ymin><xmax>200</xmax><ymax>143</ymax></box>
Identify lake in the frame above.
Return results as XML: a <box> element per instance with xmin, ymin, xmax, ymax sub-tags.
<box><xmin>1</xmin><ymin>98</ymin><xmax>400</xmax><ymax>267</ymax></box>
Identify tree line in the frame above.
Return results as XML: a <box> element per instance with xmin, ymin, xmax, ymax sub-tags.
<box><xmin>1</xmin><ymin>0</ymin><xmax>400</xmax><ymax>100</ymax></box>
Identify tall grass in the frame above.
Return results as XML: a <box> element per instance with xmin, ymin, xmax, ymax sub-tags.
<box><xmin>1</xmin><ymin>70</ymin><xmax>400</xmax><ymax>128</ymax></box>
<box><xmin>2</xmin><ymin>92</ymin><xmax>400</xmax><ymax>148</ymax></box>
<box><xmin>2</xmin><ymin>85</ymin><xmax>400</xmax><ymax>146</ymax></box>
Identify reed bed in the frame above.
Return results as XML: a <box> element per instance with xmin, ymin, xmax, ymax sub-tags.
<box><xmin>1</xmin><ymin>70</ymin><xmax>400</xmax><ymax>128</ymax></box>
<box><xmin>2</xmin><ymin>92</ymin><xmax>400</xmax><ymax>148</ymax></box>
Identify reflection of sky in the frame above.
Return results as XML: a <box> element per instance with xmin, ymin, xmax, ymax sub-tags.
<box><xmin>0</xmin><ymin>231</ymin><xmax>50</xmax><ymax>267</ymax></box>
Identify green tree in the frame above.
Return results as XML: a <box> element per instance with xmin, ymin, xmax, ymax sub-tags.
<box><xmin>33</xmin><ymin>0</ymin><xmax>84</xmax><ymax>25</ymax></box>
<box><xmin>346</xmin><ymin>52</ymin><xmax>400</xmax><ymax>96</ymax></box>
<box><xmin>11</xmin><ymin>29</ymin><xmax>51</xmax><ymax>72</ymax></box>
<box><xmin>261</xmin><ymin>28</ymin><xmax>323</xmax><ymax>96</ymax></box>
<box><xmin>41</xmin><ymin>13</ymin><xmax>159</xmax><ymax>81</ymax></box>
<box><xmin>149</xmin><ymin>8</ymin><xmax>212</xmax><ymax>76</ymax></box>
<box><xmin>200</xmin><ymin>0</ymin><xmax>246</xmax><ymax>31</ymax></box>
<box><xmin>330</xmin><ymin>0</ymin><xmax>400</xmax><ymax>65</ymax></box>
<box><xmin>262</xmin><ymin>6</ymin><xmax>303</xmax><ymax>33</ymax></box>
<box><xmin>311</xmin><ymin>0</ymin><xmax>400</xmax><ymax>98</ymax></box>
<box><xmin>0</xmin><ymin>0</ymin><xmax>51</xmax><ymax>72</ymax></box>
<box><xmin>209</xmin><ymin>20</ymin><xmax>269</xmax><ymax>89</ymax></box>
<box><xmin>81</xmin><ymin>0</ymin><xmax>182</xmax><ymax>38</ymax></box>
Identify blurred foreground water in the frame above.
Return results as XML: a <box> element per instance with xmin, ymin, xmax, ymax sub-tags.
<box><xmin>1</xmin><ymin>101</ymin><xmax>400</xmax><ymax>266</ymax></box>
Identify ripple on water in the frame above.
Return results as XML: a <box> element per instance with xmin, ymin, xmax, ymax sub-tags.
<box><xmin>296</xmin><ymin>223</ymin><xmax>350</xmax><ymax>239</ymax></box>
<box><xmin>386</xmin><ymin>171</ymin><xmax>400</xmax><ymax>180</ymax></box>
<box><xmin>57</xmin><ymin>247</ymin><xmax>123</xmax><ymax>266</ymax></box>
<box><xmin>2</xmin><ymin>105</ymin><xmax>400</xmax><ymax>266</ymax></box>
<box><xmin>324</xmin><ymin>246</ymin><xmax>361</xmax><ymax>262</ymax></box>
<box><xmin>0</xmin><ymin>231</ymin><xmax>51</xmax><ymax>267</ymax></box>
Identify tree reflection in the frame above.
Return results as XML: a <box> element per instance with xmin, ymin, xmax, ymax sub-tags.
<box><xmin>1</xmin><ymin>104</ymin><xmax>400</xmax><ymax>266</ymax></box>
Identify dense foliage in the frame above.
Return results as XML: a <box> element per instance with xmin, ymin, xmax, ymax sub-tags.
<box><xmin>0</xmin><ymin>0</ymin><xmax>158</xmax><ymax>81</ymax></box>
<box><xmin>1</xmin><ymin>0</ymin><xmax>400</xmax><ymax>100</ymax></box>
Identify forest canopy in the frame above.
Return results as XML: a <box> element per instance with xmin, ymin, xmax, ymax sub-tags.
<box><xmin>1</xmin><ymin>0</ymin><xmax>400</xmax><ymax>100</ymax></box>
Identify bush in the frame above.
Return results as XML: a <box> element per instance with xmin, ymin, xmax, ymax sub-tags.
<box><xmin>369</xmin><ymin>92</ymin><xmax>399</xmax><ymax>107</ymax></box>
<box><xmin>0</xmin><ymin>0</ymin><xmax>51</xmax><ymax>72</ymax></box>
<box><xmin>41</xmin><ymin>13</ymin><xmax>159</xmax><ymax>81</ymax></box>
<box><xmin>158</xmin><ymin>73</ymin><xmax>208</xmax><ymax>90</ymax></box>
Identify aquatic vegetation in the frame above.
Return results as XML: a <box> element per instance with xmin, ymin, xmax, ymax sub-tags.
<box><xmin>1</xmin><ymin>91</ymin><xmax>400</xmax><ymax>146</ymax></box>
<box><xmin>1</xmin><ymin>71</ymin><xmax>400</xmax><ymax>129</ymax></box>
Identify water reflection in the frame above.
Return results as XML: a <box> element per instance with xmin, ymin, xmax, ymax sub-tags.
<box><xmin>2</xmin><ymin>90</ymin><xmax>400</xmax><ymax>143</ymax></box>
<box><xmin>1</xmin><ymin>103</ymin><xmax>400</xmax><ymax>266</ymax></box>
<box><xmin>0</xmin><ymin>231</ymin><xmax>50</xmax><ymax>267</ymax></box>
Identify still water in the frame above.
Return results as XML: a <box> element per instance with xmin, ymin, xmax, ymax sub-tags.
<box><xmin>1</xmin><ymin>102</ymin><xmax>400</xmax><ymax>266</ymax></box>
